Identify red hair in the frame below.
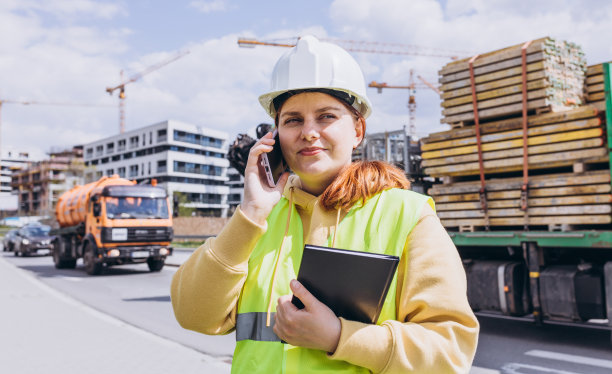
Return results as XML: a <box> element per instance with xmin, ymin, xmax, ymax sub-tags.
<box><xmin>319</xmin><ymin>160</ymin><xmax>411</xmax><ymax>211</ymax></box>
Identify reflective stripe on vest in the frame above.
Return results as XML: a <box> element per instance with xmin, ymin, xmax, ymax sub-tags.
<box><xmin>236</xmin><ymin>312</ymin><xmax>280</xmax><ymax>342</ymax></box>
<box><xmin>232</xmin><ymin>188</ymin><xmax>434</xmax><ymax>374</ymax></box>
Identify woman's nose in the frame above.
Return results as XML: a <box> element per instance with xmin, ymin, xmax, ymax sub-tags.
<box><xmin>301</xmin><ymin>118</ymin><xmax>320</xmax><ymax>141</ymax></box>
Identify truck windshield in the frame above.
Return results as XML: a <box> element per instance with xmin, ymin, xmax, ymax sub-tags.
<box><xmin>105</xmin><ymin>197</ymin><xmax>169</xmax><ymax>219</ymax></box>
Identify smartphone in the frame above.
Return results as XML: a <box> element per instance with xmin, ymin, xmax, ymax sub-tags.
<box><xmin>259</xmin><ymin>129</ymin><xmax>287</xmax><ymax>187</ymax></box>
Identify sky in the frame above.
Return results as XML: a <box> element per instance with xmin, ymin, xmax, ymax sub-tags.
<box><xmin>1</xmin><ymin>0</ymin><xmax>612</xmax><ymax>160</ymax></box>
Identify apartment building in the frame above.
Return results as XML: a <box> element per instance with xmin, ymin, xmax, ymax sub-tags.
<box><xmin>0</xmin><ymin>150</ymin><xmax>30</xmax><ymax>212</ymax></box>
<box><xmin>11</xmin><ymin>147</ymin><xmax>84</xmax><ymax>215</ymax></box>
<box><xmin>226</xmin><ymin>167</ymin><xmax>244</xmax><ymax>215</ymax></box>
<box><xmin>83</xmin><ymin>120</ymin><xmax>230</xmax><ymax>217</ymax></box>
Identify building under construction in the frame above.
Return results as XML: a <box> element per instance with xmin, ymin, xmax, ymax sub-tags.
<box><xmin>11</xmin><ymin>146</ymin><xmax>84</xmax><ymax>216</ymax></box>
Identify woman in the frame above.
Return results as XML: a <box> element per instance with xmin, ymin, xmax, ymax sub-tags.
<box><xmin>171</xmin><ymin>35</ymin><xmax>479</xmax><ymax>373</ymax></box>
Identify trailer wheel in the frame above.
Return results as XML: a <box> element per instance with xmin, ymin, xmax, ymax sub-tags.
<box><xmin>52</xmin><ymin>239</ymin><xmax>76</xmax><ymax>269</ymax></box>
<box><xmin>83</xmin><ymin>243</ymin><xmax>102</xmax><ymax>275</ymax></box>
<box><xmin>147</xmin><ymin>258</ymin><xmax>164</xmax><ymax>272</ymax></box>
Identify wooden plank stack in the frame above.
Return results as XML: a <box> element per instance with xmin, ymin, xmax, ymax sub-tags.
<box><xmin>422</xmin><ymin>106</ymin><xmax>606</xmax><ymax>178</ymax></box>
<box><xmin>585</xmin><ymin>63</ymin><xmax>607</xmax><ymax>112</ymax></box>
<box><xmin>438</xmin><ymin>37</ymin><xmax>586</xmax><ymax>126</ymax></box>
<box><xmin>423</xmin><ymin>39</ymin><xmax>610</xmax><ymax>231</ymax></box>
<box><xmin>429</xmin><ymin>170</ymin><xmax>612</xmax><ymax>228</ymax></box>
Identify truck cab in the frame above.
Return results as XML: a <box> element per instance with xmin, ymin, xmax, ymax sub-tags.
<box><xmin>85</xmin><ymin>185</ymin><xmax>173</xmax><ymax>274</ymax></box>
<box><xmin>51</xmin><ymin>176</ymin><xmax>174</xmax><ymax>275</ymax></box>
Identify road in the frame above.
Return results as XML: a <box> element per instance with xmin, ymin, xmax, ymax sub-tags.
<box><xmin>3</xmin><ymin>250</ymin><xmax>612</xmax><ymax>374</ymax></box>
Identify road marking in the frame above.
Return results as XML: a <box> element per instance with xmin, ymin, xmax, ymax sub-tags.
<box><xmin>526</xmin><ymin>349</ymin><xmax>612</xmax><ymax>370</ymax></box>
<box><xmin>501</xmin><ymin>362</ymin><xmax>582</xmax><ymax>374</ymax></box>
<box><xmin>471</xmin><ymin>366</ymin><xmax>500</xmax><ymax>374</ymax></box>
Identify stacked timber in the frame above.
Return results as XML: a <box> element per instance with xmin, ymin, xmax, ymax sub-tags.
<box><xmin>429</xmin><ymin>170</ymin><xmax>612</xmax><ymax>229</ymax></box>
<box><xmin>585</xmin><ymin>63</ymin><xmax>606</xmax><ymax>111</ymax></box>
<box><xmin>422</xmin><ymin>106</ymin><xmax>606</xmax><ymax>178</ymax></box>
<box><xmin>438</xmin><ymin>37</ymin><xmax>586</xmax><ymax>126</ymax></box>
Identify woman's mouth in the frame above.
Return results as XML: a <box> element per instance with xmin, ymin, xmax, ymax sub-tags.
<box><xmin>298</xmin><ymin>147</ymin><xmax>324</xmax><ymax>156</ymax></box>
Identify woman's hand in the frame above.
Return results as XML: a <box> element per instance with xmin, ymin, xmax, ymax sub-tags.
<box><xmin>241</xmin><ymin>131</ymin><xmax>290</xmax><ymax>225</ymax></box>
<box><xmin>273</xmin><ymin>280</ymin><xmax>341</xmax><ymax>353</ymax></box>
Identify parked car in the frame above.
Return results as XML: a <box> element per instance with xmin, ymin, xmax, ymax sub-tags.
<box><xmin>13</xmin><ymin>224</ymin><xmax>55</xmax><ymax>257</ymax></box>
<box><xmin>2</xmin><ymin>229</ymin><xmax>19</xmax><ymax>252</ymax></box>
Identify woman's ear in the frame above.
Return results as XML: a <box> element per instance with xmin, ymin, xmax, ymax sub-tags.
<box><xmin>353</xmin><ymin>117</ymin><xmax>365</xmax><ymax>148</ymax></box>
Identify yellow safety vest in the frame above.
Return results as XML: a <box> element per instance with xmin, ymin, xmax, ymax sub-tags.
<box><xmin>233</xmin><ymin>188</ymin><xmax>434</xmax><ymax>373</ymax></box>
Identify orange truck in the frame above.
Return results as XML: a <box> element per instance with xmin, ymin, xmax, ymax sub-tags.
<box><xmin>50</xmin><ymin>175</ymin><xmax>173</xmax><ymax>275</ymax></box>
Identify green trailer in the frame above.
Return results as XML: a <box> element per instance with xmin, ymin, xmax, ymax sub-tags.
<box><xmin>450</xmin><ymin>62</ymin><xmax>612</xmax><ymax>336</ymax></box>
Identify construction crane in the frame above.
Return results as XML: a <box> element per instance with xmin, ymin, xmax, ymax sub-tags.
<box><xmin>369</xmin><ymin>72</ymin><xmax>441</xmax><ymax>137</ymax></box>
<box><xmin>368</xmin><ymin>70</ymin><xmax>420</xmax><ymax>137</ymax></box>
<box><xmin>237</xmin><ymin>36</ymin><xmax>454</xmax><ymax>191</ymax></box>
<box><xmin>106</xmin><ymin>50</ymin><xmax>190</xmax><ymax>134</ymax></box>
<box><xmin>237</xmin><ymin>37</ymin><xmax>467</xmax><ymax>60</ymax></box>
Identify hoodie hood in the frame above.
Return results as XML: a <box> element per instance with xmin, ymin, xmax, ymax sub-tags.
<box><xmin>282</xmin><ymin>175</ymin><xmax>320</xmax><ymax>214</ymax></box>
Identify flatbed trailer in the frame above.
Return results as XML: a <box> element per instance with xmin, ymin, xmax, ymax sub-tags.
<box><xmin>448</xmin><ymin>62</ymin><xmax>612</xmax><ymax>340</ymax></box>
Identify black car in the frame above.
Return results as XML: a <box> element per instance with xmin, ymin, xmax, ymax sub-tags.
<box><xmin>2</xmin><ymin>229</ymin><xmax>19</xmax><ymax>252</ymax></box>
<box><xmin>13</xmin><ymin>224</ymin><xmax>55</xmax><ymax>257</ymax></box>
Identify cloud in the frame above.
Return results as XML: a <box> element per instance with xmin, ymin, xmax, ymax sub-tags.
<box><xmin>14</xmin><ymin>0</ymin><xmax>127</xmax><ymax>20</ymax></box>
<box><xmin>0</xmin><ymin>1</ymin><xmax>129</xmax><ymax>159</ymax></box>
<box><xmin>189</xmin><ymin>0</ymin><xmax>229</xmax><ymax>14</ymax></box>
<box><xmin>4</xmin><ymin>0</ymin><xmax>612</xmax><ymax>163</ymax></box>
<box><xmin>328</xmin><ymin>0</ymin><xmax>612</xmax><ymax>137</ymax></box>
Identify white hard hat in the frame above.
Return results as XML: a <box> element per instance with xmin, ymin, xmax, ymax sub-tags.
<box><xmin>259</xmin><ymin>35</ymin><xmax>372</xmax><ymax>119</ymax></box>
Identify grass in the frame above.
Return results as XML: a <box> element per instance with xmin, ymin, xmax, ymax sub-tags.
<box><xmin>171</xmin><ymin>241</ymin><xmax>204</xmax><ymax>249</ymax></box>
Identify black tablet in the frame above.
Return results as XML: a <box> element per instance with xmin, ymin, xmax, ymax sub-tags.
<box><xmin>292</xmin><ymin>244</ymin><xmax>400</xmax><ymax>324</ymax></box>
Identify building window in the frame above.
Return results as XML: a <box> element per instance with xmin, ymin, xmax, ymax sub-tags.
<box><xmin>95</xmin><ymin>145</ymin><xmax>103</xmax><ymax>157</ymax></box>
<box><xmin>174</xmin><ymin>130</ymin><xmax>224</xmax><ymax>148</ymax></box>
<box><xmin>86</xmin><ymin>148</ymin><xmax>93</xmax><ymax>158</ymax></box>
<box><xmin>95</xmin><ymin>171</ymin><xmax>103</xmax><ymax>179</ymax></box>
<box><xmin>157</xmin><ymin>129</ymin><xmax>167</xmax><ymax>142</ymax></box>
<box><xmin>106</xmin><ymin>142</ymin><xmax>114</xmax><ymax>154</ymax></box>
<box><xmin>118</xmin><ymin>139</ymin><xmax>126</xmax><ymax>152</ymax></box>
<box><xmin>130</xmin><ymin>136</ymin><xmax>139</xmax><ymax>149</ymax></box>
<box><xmin>129</xmin><ymin>165</ymin><xmax>139</xmax><ymax>177</ymax></box>
<box><xmin>101</xmin><ymin>157</ymin><xmax>109</xmax><ymax>164</ymax></box>
<box><xmin>149</xmin><ymin>131</ymin><xmax>153</xmax><ymax>145</ymax></box>
<box><xmin>106</xmin><ymin>169</ymin><xmax>114</xmax><ymax>176</ymax></box>
<box><xmin>117</xmin><ymin>167</ymin><xmax>126</xmax><ymax>178</ymax></box>
<box><xmin>143</xmin><ymin>133</ymin><xmax>146</xmax><ymax>146</ymax></box>
<box><xmin>172</xmin><ymin>161</ymin><xmax>223</xmax><ymax>176</ymax></box>
<box><xmin>148</xmin><ymin>162</ymin><xmax>151</xmax><ymax>175</ymax></box>
<box><xmin>157</xmin><ymin>160</ymin><xmax>167</xmax><ymax>173</ymax></box>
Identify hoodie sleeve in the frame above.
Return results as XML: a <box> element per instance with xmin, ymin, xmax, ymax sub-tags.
<box><xmin>328</xmin><ymin>203</ymin><xmax>479</xmax><ymax>373</ymax></box>
<box><xmin>170</xmin><ymin>206</ymin><xmax>267</xmax><ymax>335</ymax></box>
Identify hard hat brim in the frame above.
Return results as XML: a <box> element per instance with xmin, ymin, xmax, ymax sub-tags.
<box><xmin>259</xmin><ymin>87</ymin><xmax>372</xmax><ymax>119</ymax></box>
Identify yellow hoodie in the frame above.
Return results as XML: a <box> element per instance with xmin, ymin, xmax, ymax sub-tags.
<box><xmin>171</xmin><ymin>176</ymin><xmax>479</xmax><ymax>373</ymax></box>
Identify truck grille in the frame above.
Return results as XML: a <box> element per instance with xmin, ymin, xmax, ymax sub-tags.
<box><xmin>102</xmin><ymin>227</ymin><xmax>173</xmax><ymax>243</ymax></box>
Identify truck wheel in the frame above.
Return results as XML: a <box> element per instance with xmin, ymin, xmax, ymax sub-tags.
<box><xmin>83</xmin><ymin>244</ymin><xmax>103</xmax><ymax>275</ymax></box>
<box><xmin>147</xmin><ymin>258</ymin><xmax>164</xmax><ymax>272</ymax></box>
<box><xmin>52</xmin><ymin>239</ymin><xmax>77</xmax><ymax>269</ymax></box>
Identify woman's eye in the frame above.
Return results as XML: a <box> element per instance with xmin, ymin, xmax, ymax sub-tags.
<box><xmin>284</xmin><ymin>118</ymin><xmax>301</xmax><ymax>125</ymax></box>
<box><xmin>320</xmin><ymin>114</ymin><xmax>337</xmax><ymax>120</ymax></box>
